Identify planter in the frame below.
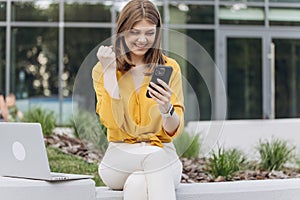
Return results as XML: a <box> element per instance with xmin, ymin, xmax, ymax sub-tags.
<box><xmin>95</xmin><ymin>178</ymin><xmax>300</xmax><ymax>200</ymax></box>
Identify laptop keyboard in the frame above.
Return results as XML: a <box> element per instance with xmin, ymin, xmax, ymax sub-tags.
<box><xmin>50</xmin><ymin>172</ymin><xmax>69</xmax><ymax>180</ymax></box>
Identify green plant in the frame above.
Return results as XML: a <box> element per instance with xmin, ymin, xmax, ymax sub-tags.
<box><xmin>257</xmin><ymin>137</ymin><xmax>295</xmax><ymax>171</ymax></box>
<box><xmin>22</xmin><ymin>106</ymin><xmax>57</xmax><ymax>136</ymax></box>
<box><xmin>47</xmin><ymin>146</ymin><xmax>104</xmax><ymax>186</ymax></box>
<box><xmin>173</xmin><ymin>132</ymin><xmax>201</xmax><ymax>159</ymax></box>
<box><xmin>295</xmin><ymin>156</ymin><xmax>300</xmax><ymax>171</ymax></box>
<box><xmin>69</xmin><ymin>109</ymin><xmax>108</xmax><ymax>155</ymax></box>
<box><xmin>208</xmin><ymin>147</ymin><xmax>245</xmax><ymax>179</ymax></box>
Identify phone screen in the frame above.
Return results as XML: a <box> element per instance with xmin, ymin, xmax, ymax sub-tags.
<box><xmin>146</xmin><ymin>65</ymin><xmax>173</xmax><ymax>98</ymax></box>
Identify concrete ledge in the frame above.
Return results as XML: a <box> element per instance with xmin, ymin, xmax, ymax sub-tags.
<box><xmin>95</xmin><ymin>178</ymin><xmax>300</xmax><ymax>200</ymax></box>
<box><xmin>0</xmin><ymin>177</ymin><xmax>96</xmax><ymax>200</ymax></box>
<box><xmin>96</xmin><ymin>187</ymin><xmax>123</xmax><ymax>200</ymax></box>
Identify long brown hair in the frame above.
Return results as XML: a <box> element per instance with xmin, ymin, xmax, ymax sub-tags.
<box><xmin>114</xmin><ymin>0</ymin><xmax>165</xmax><ymax>74</ymax></box>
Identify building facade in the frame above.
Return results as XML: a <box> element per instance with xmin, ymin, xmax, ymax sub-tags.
<box><xmin>0</xmin><ymin>0</ymin><xmax>300</xmax><ymax>124</ymax></box>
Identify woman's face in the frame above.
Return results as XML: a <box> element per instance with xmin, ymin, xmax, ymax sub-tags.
<box><xmin>6</xmin><ymin>96</ymin><xmax>15</xmax><ymax>107</ymax></box>
<box><xmin>124</xmin><ymin>19</ymin><xmax>157</xmax><ymax>60</ymax></box>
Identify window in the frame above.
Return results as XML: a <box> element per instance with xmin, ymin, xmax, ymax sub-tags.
<box><xmin>11</xmin><ymin>1</ymin><xmax>59</xmax><ymax>22</ymax></box>
<box><xmin>169</xmin><ymin>4</ymin><xmax>214</xmax><ymax>24</ymax></box>
<box><xmin>227</xmin><ymin>38</ymin><xmax>262</xmax><ymax>119</ymax></box>
<box><xmin>219</xmin><ymin>6</ymin><xmax>264</xmax><ymax>25</ymax></box>
<box><xmin>64</xmin><ymin>1</ymin><xmax>111</xmax><ymax>22</ymax></box>
<box><xmin>0</xmin><ymin>2</ymin><xmax>6</xmax><ymax>21</ymax></box>
<box><xmin>0</xmin><ymin>28</ymin><xmax>5</xmax><ymax>89</ymax></box>
<box><xmin>274</xmin><ymin>39</ymin><xmax>300</xmax><ymax>118</ymax></box>
<box><xmin>64</xmin><ymin>28</ymin><xmax>111</xmax><ymax>97</ymax></box>
<box><xmin>269</xmin><ymin>8</ymin><xmax>300</xmax><ymax>26</ymax></box>
<box><xmin>11</xmin><ymin>27</ymin><xmax>58</xmax><ymax>98</ymax></box>
<box><xmin>169</xmin><ymin>29</ymin><xmax>214</xmax><ymax>121</ymax></box>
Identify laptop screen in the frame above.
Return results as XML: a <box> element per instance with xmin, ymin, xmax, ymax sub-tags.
<box><xmin>0</xmin><ymin>122</ymin><xmax>52</xmax><ymax>179</ymax></box>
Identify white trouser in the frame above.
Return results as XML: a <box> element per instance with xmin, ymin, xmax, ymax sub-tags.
<box><xmin>98</xmin><ymin>142</ymin><xmax>182</xmax><ymax>200</ymax></box>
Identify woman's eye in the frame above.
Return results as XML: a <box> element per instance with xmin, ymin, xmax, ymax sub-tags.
<box><xmin>130</xmin><ymin>30</ymin><xmax>139</xmax><ymax>35</ymax></box>
<box><xmin>146</xmin><ymin>32</ymin><xmax>155</xmax><ymax>36</ymax></box>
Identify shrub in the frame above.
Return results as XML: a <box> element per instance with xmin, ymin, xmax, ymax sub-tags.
<box><xmin>22</xmin><ymin>106</ymin><xmax>57</xmax><ymax>136</ymax></box>
<box><xmin>173</xmin><ymin>132</ymin><xmax>201</xmax><ymax>159</ymax></box>
<box><xmin>257</xmin><ymin>137</ymin><xmax>295</xmax><ymax>171</ymax></box>
<box><xmin>70</xmin><ymin>109</ymin><xmax>108</xmax><ymax>155</ymax></box>
<box><xmin>208</xmin><ymin>147</ymin><xmax>246</xmax><ymax>179</ymax></box>
<box><xmin>295</xmin><ymin>156</ymin><xmax>300</xmax><ymax>171</ymax></box>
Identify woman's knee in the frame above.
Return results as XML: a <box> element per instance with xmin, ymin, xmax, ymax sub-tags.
<box><xmin>142</xmin><ymin>148</ymin><xmax>182</xmax><ymax>188</ymax></box>
<box><xmin>98</xmin><ymin>162</ymin><xmax>128</xmax><ymax>190</ymax></box>
<box><xmin>124</xmin><ymin>171</ymin><xmax>148</xmax><ymax>200</ymax></box>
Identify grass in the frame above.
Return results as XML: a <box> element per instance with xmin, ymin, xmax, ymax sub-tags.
<box><xmin>257</xmin><ymin>137</ymin><xmax>295</xmax><ymax>171</ymax></box>
<box><xmin>22</xmin><ymin>107</ymin><xmax>57</xmax><ymax>136</ymax></box>
<box><xmin>208</xmin><ymin>147</ymin><xmax>246</xmax><ymax>179</ymax></box>
<box><xmin>69</xmin><ymin>110</ymin><xmax>108</xmax><ymax>155</ymax></box>
<box><xmin>46</xmin><ymin>146</ymin><xmax>104</xmax><ymax>186</ymax></box>
<box><xmin>173</xmin><ymin>131</ymin><xmax>201</xmax><ymax>159</ymax></box>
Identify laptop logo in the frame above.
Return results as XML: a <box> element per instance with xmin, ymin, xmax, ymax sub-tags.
<box><xmin>12</xmin><ymin>141</ymin><xmax>26</xmax><ymax>161</ymax></box>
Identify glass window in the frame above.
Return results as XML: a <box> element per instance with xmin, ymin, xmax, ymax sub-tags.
<box><xmin>0</xmin><ymin>2</ymin><xmax>6</xmax><ymax>21</ymax></box>
<box><xmin>169</xmin><ymin>4</ymin><xmax>214</xmax><ymax>24</ymax></box>
<box><xmin>219</xmin><ymin>6</ymin><xmax>264</xmax><ymax>25</ymax></box>
<box><xmin>64</xmin><ymin>28</ymin><xmax>111</xmax><ymax>116</ymax></box>
<box><xmin>0</xmin><ymin>28</ymin><xmax>5</xmax><ymax>90</ymax></box>
<box><xmin>169</xmin><ymin>29</ymin><xmax>214</xmax><ymax>121</ymax></box>
<box><xmin>64</xmin><ymin>28</ymin><xmax>111</xmax><ymax>98</ymax></box>
<box><xmin>158</xmin><ymin>5</ymin><xmax>164</xmax><ymax>21</ymax></box>
<box><xmin>227</xmin><ymin>38</ymin><xmax>262</xmax><ymax>119</ymax></box>
<box><xmin>64</xmin><ymin>1</ymin><xmax>111</xmax><ymax>22</ymax></box>
<box><xmin>11</xmin><ymin>1</ymin><xmax>58</xmax><ymax>22</ymax></box>
<box><xmin>274</xmin><ymin>39</ymin><xmax>300</xmax><ymax>118</ymax></box>
<box><xmin>269</xmin><ymin>8</ymin><xmax>300</xmax><ymax>26</ymax></box>
<box><xmin>11</xmin><ymin>27</ymin><xmax>58</xmax><ymax>99</ymax></box>
<box><xmin>187</xmin><ymin>30</ymin><xmax>214</xmax><ymax>120</ymax></box>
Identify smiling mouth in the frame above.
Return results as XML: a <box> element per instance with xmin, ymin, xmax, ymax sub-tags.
<box><xmin>135</xmin><ymin>44</ymin><xmax>148</xmax><ymax>50</ymax></box>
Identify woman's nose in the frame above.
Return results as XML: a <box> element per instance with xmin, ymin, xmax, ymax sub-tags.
<box><xmin>137</xmin><ymin>35</ymin><xmax>147</xmax><ymax>43</ymax></box>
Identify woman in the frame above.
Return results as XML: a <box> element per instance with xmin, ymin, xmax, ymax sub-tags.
<box><xmin>92</xmin><ymin>0</ymin><xmax>184</xmax><ymax>199</ymax></box>
<box><xmin>0</xmin><ymin>89</ymin><xmax>8</xmax><ymax>122</ymax></box>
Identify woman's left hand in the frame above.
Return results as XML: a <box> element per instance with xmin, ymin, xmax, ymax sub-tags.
<box><xmin>147</xmin><ymin>78</ymin><xmax>172</xmax><ymax>114</ymax></box>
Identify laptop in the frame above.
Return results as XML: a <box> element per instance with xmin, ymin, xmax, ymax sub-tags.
<box><xmin>0</xmin><ymin>122</ymin><xmax>93</xmax><ymax>181</ymax></box>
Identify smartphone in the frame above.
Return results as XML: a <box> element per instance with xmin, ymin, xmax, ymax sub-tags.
<box><xmin>146</xmin><ymin>65</ymin><xmax>173</xmax><ymax>98</ymax></box>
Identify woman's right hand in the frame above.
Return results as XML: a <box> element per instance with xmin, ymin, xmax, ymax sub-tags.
<box><xmin>97</xmin><ymin>45</ymin><xmax>120</xmax><ymax>98</ymax></box>
<box><xmin>96</xmin><ymin>45</ymin><xmax>116</xmax><ymax>72</ymax></box>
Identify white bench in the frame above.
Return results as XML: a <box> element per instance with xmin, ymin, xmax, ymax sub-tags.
<box><xmin>0</xmin><ymin>177</ymin><xmax>96</xmax><ymax>200</ymax></box>
<box><xmin>3</xmin><ymin>176</ymin><xmax>300</xmax><ymax>200</ymax></box>
<box><xmin>95</xmin><ymin>178</ymin><xmax>300</xmax><ymax>200</ymax></box>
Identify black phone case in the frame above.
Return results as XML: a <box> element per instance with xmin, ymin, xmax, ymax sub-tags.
<box><xmin>146</xmin><ymin>66</ymin><xmax>173</xmax><ymax>98</ymax></box>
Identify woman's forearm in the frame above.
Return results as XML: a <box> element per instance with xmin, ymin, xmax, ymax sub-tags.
<box><xmin>162</xmin><ymin>112</ymin><xmax>180</xmax><ymax>136</ymax></box>
<box><xmin>104</xmin><ymin>69</ymin><xmax>120</xmax><ymax>99</ymax></box>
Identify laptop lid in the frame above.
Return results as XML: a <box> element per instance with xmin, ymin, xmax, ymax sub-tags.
<box><xmin>0</xmin><ymin>122</ymin><xmax>93</xmax><ymax>181</ymax></box>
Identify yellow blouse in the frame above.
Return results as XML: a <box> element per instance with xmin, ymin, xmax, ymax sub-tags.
<box><xmin>92</xmin><ymin>56</ymin><xmax>185</xmax><ymax>147</ymax></box>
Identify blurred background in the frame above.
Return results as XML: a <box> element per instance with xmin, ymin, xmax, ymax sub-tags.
<box><xmin>0</xmin><ymin>0</ymin><xmax>299</xmax><ymax>125</ymax></box>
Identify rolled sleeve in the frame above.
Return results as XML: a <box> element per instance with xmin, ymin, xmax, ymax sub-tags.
<box><xmin>92</xmin><ymin>62</ymin><xmax>125</xmax><ymax>129</ymax></box>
